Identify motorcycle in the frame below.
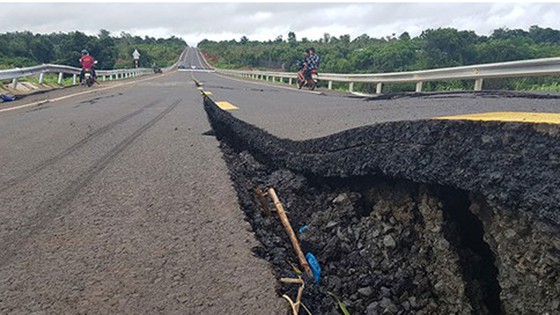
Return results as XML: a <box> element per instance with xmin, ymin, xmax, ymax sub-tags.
<box><xmin>82</xmin><ymin>60</ymin><xmax>98</xmax><ymax>87</ymax></box>
<box><xmin>83</xmin><ymin>68</ymin><xmax>95</xmax><ymax>87</ymax></box>
<box><xmin>297</xmin><ymin>67</ymin><xmax>318</xmax><ymax>91</ymax></box>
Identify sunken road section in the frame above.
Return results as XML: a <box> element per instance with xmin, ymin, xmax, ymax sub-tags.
<box><xmin>203</xmin><ymin>96</ymin><xmax>559</xmax><ymax>314</ymax></box>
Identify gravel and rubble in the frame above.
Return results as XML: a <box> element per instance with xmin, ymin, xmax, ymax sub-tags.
<box><xmin>205</xmin><ymin>96</ymin><xmax>559</xmax><ymax>314</ymax></box>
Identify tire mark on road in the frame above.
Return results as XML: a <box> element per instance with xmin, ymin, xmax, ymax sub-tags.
<box><xmin>0</xmin><ymin>99</ymin><xmax>163</xmax><ymax>194</ymax></box>
<box><xmin>0</xmin><ymin>99</ymin><xmax>181</xmax><ymax>268</ymax></box>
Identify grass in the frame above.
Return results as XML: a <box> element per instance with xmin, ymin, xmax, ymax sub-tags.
<box><xmin>25</xmin><ymin>73</ymin><xmax>76</xmax><ymax>87</ymax></box>
<box><xmin>529</xmin><ymin>82</ymin><xmax>560</xmax><ymax>92</ymax></box>
<box><xmin>2</xmin><ymin>71</ymin><xmax>141</xmax><ymax>92</ymax></box>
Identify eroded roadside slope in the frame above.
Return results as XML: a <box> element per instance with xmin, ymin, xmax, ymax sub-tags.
<box><xmin>203</xmin><ymin>96</ymin><xmax>559</xmax><ymax>315</ymax></box>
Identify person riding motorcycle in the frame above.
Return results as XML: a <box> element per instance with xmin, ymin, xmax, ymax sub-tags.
<box><xmin>79</xmin><ymin>49</ymin><xmax>97</xmax><ymax>84</ymax></box>
<box><xmin>303</xmin><ymin>47</ymin><xmax>320</xmax><ymax>81</ymax></box>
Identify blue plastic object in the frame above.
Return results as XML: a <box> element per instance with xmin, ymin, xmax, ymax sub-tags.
<box><xmin>306</xmin><ymin>252</ymin><xmax>321</xmax><ymax>284</ymax></box>
<box><xmin>1</xmin><ymin>94</ymin><xmax>15</xmax><ymax>102</ymax></box>
<box><xmin>298</xmin><ymin>225</ymin><xmax>309</xmax><ymax>234</ymax></box>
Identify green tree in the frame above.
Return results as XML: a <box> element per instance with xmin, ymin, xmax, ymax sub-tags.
<box><xmin>30</xmin><ymin>36</ymin><xmax>54</xmax><ymax>63</ymax></box>
<box><xmin>288</xmin><ymin>32</ymin><xmax>296</xmax><ymax>44</ymax></box>
<box><xmin>420</xmin><ymin>28</ymin><xmax>479</xmax><ymax>67</ymax></box>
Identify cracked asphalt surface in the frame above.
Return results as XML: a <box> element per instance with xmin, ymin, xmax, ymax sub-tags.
<box><xmin>1</xmin><ymin>47</ymin><xmax>559</xmax><ymax>314</ymax></box>
<box><xmin>0</xmin><ymin>69</ymin><xmax>285</xmax><ymax>314</ymax></box>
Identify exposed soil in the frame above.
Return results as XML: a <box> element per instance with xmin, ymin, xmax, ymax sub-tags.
<box><xmin>204</xmin><ymin>96</ymin><xmax>560</xmax><ymax>314</ymax></box>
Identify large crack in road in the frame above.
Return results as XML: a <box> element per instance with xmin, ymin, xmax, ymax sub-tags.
<box><xmin>203</xmin><ymin>96</ymin><xmax>559</xmax><ymax>314</ymax></box>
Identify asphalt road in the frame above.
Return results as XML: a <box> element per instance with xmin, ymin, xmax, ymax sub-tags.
<box><xmin>1</xmin><ymin>47</ymin><xmax>559</xmax><ymax>314</ymax></box>
<box><xmin>188</xmin><ymin>47</ymin><xmax>560</xmax><ymax>141</ymax></box>
<box><xmin>0</xmin><ymin>68</ymin><xmax>285</xmax><ymax>314</ymax></box>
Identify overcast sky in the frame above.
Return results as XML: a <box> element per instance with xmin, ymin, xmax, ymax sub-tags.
<box><xmin>1</xmin><ymin>2</ymin><xmax>560</xmax><ymax>46</ymax></box>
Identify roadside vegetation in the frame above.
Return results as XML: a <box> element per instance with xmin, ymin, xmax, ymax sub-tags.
<box><xmin>0</xmin><ymin>30</ymin><xmax>187</xmax><ymax>70</ymax></box>
<box><xmin>198</xmin><ymin>25</ymin><xmax>560</xmax><ymax>92</ymax></box>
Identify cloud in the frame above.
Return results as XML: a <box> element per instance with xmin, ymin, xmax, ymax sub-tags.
<box><xmin>1</xmin><ymin>2</ymin><xmax>559</xmax><ymax>46</ymax></box>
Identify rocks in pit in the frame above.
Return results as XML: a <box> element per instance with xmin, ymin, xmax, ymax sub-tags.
<box><xmin>219</xmin><ymin>141</ymin><xmax>559</xmax><ymax>315</ymax></box>
<box><xmin>382</xmin><ymin>235</ymin><xmax>396</xmax><ymax>248</ymax></box>
<box><xmin>469</xmin><ymin>195</ymin><xmax>560</xmax><ymax>315</ymax></box>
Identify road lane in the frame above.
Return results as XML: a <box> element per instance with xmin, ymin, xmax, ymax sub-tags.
<box><xmin>0</xmin><ymin>71</ymin><xmax>284</xmax><ymax>314</ymax></box>
<box><xmin>195</xmin><ymin>69</ymin><xmax>560</xmax><ymax>140</ymax></box>
<box><xmin>188</xmin><ymin>48</ymin><xmax>560</xmax><ymax>141</ymax></box>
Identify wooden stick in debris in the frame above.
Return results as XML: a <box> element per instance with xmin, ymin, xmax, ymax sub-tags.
<box><xmin>301</xmin><ymin>303</ymin><xmax>312</xmax><ymax>315</ymax></box>
<box><xmin>282</xmin><ymin>295</ymin><xmax>299</xmax><ymax>315</ymax></box>
<box><xmin>280</xmin><ymin>278</ymin><xmax>305</xmax><ymax>285</ymax></box>
<box><xmin>255</xmin><ymin>188</ymin><xmax>272</xmax><ymax>217</ymax></box>
<box><xmin>280</xmin><ymin>277</ymin><xmax>306</xmax><ymax>315</ymax></box>
<box><xmin>295</xmin><ymin>279</ymin><xmax>305</xmax><ymax>314</ymax></box>
<box><xmin>268</xmin><ymin>188</ymin><xmax>312</xmax><ymax>277</ymax></box>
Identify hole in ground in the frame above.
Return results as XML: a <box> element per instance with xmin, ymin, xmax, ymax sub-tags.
<box><xmin>219</xmin><ymin>141</ymin><xmax>506</xmax><ymax>314</ymax></box>
<box><xmin>439</xmin><ymin>187</ymin><xmax>503</xmax><ymax>314</ymax></box>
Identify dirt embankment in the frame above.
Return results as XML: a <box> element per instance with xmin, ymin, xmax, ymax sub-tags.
<box><xmin>203</xmin><ymin>96</ymin><xmax>559</xmax><ymax>314</ymax></box>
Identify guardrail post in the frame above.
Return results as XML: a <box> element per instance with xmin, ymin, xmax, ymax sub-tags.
<box><xmin>57</xmin><ymin>72</ymin><xmax>63</xmax><ymax>85</ymax></box>
<box><xmin>103</xmin><ymin>75</ymin><xmax>106</xmax><ymax>81</ymax></box>
<box><xmin>328</xmin><ymin>81</ymin><xmax>333</xmax><ymax>90</ymax></box>
<box><xmin>415</xmin><ymin>82</ymin><xmax>423</xmax><ymax>92</ymax></box>
<box><xmin>38</xmin><ymin>73</ymin><xmax>45</xmax><ymax>84</ymax></box>
<box><xmin>376</xmin><ymin>82</ymin><xmax>383</xmax><ymax>94</ymax></box>
<box><xmin>289</xmin><ymin>78</ymin><xmax>293</xmax><ymax>85</ymax></box>
<box><xmin>474</xmin><ymin>78</ymin><xmax>484</xmax><ymax>91</ymax></box>
<box><xmin>349</xmin><ymin>82</ymin><xmax>354</xmax><ymax>92</ymax></box>
<box><xmin>72</xmin><ymin>74</ymin><xmax>77</xmax><ymax>85</ymax></box>
<box><xmin>11</xmin><ymin>78</ymin><xmax>18</xmax><ymax>89</ymax></box>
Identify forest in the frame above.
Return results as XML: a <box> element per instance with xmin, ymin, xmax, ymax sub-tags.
<box><xmin>0</xmin><ymin>30</ymin><xmax>187</xmax><ymax>70</ymax></box>
<box><xmin>198</xmin><ymin>25</ymin><xmax>560</xmax><ymax>92</ymax></box>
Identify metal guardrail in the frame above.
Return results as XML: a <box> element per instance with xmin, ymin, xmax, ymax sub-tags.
<box><xmin>0</xmin><ymin>47</ymin><xmax>188</xmax><ymax>89</ymax></box>
<box><xmin>216</xmin><ymin>57</ymin><xmax>560</xmax><ymax>93</ymax></box>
